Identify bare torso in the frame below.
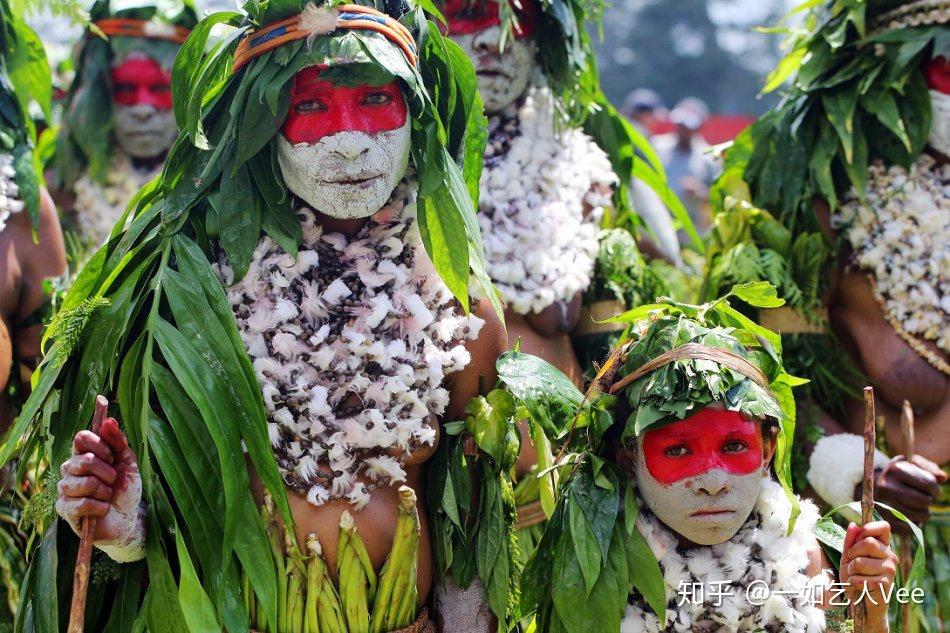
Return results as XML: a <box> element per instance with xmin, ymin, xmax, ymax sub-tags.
<box><xmin>830</xmin><ymin>268</ymin><xmax>949</xmax><ymax>465</ymax></box>
<box><xmin>248</xmin><ymin>294</ymin><xmax>505</xmax><ymax>610</ymax></box>
<box><xmin>0</xmin><ymin>189</ymin><xmax>68</xmax><ymax>432</ymax></box>
<box><xmin>815</xmin><ymin>186</ymin><xmax>949</xmax><ymax>466</ymax></box>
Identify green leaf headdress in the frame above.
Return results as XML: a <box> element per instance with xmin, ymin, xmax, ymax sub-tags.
<box><xmin>436</xmin><ymin>0</ymin><xmax>700</xmax><ymax>247</ymax></box>
<box><xmin>0</xmin><ymin>0</ymin><xmax>51</xmax><ymax>227</ymax></box>
<box><xmin>706</xmin><ymin>0</ymin><xmax>949</xmax><ymax>311</ymax></box>
<box><xmin>3</xmin><ymin>1</ymin><xmax>490</xmax><ymax>630</ymax></box>
<box><xmin>168</xmin><ymin>0</ymin><xmax>495</xmax><ymax>313</ymax></box>
<box><xmin>54</xmin><ymin>0</ymin><xmax>197</xmax><ymax>189</ymax></box>
<box><xmin>606</xmin><ymin>283</ymin><xmax>806</xmax><ymax>503</ymax></box>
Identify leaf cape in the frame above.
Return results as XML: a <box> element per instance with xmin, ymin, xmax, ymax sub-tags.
<box><xmin>2</xmin><ymin>1</ymin><xmax>492</xmax><ymax>630</ymax></box>
<box><xmin>0</xmin><ymin>0</ymin><xmax>50</xmax><ymax>228</ymax></box>
<box><xmin>703</xmin><ymin>0</ymin><xmax>947</xmax><ymax>427</ymax></box>
<box><xmin>53</xmin><ymin>0</ymin><xmax>198</xmax><ymax>190</ymax></box>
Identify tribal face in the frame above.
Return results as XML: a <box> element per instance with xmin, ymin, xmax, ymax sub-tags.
<box><xmin>110</xmin><ymin>53</ymin><xmax>177</xmax><ymax>160</ymax></box>
<box><xmin>277</xmin><ymin>66</ymin><xmax>411</xmax><ymax>219</ymax></box>
<box><xmin>633</xmin><ymin>408</ymin><xmax>773</xmax><ymax>546</ymax></box>
<box><xmin>443</xmin><ymin>0</ymin><xmax>537</xmax><ymax>113</ymax></box>
<box><xmin>924</xmin><ymin>56</ymin><xmax>950</xmax><ymax>158</ymax></box>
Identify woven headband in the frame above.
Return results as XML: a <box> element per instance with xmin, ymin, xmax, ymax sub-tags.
<box><xmin>871</xmin><ymin>0</ymin><xmax>950</xmax><ymax>34</ymax></box>
<box><xmin>94</xmin><ymin>18</ymin><xmax>191</xmax><ymax>45</ymax></box>
<box><xmin>608</xmin><ymin>342</ymin><xmax>771</xmax><ymax>396</ymax></box>
<box><xmin>232</xmin><ymin>4</ymin><xmax>417</xmax><ymax>74</ymax></box>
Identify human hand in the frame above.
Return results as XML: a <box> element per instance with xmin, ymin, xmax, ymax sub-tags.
<box><xmin>872</xmin><ymin>455</ymin><xmax>947</xmax><ymax>525</ymax></box>
<box><xmin>839</xmin><ymin>521</ymin><xmax>898</xmax><ymax>627</ymax></box>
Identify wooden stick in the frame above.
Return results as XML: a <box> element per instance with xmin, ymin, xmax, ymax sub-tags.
<box><xmin>853</xmin><ymin>386</ymin><xmax>877</xmax><ymax>630</ymax></box>
<box><xmin>900</xmin><ymin>400</ymin><xmax>916</xmax><ymax>632</ymax></box>
<box><xmin>67</xmin><ymin>395</ymin><xmax>109</xmax><ymax>633</ymax></box>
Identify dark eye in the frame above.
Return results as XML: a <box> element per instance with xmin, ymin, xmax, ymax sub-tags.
<box><xmin>114</xmin><ymin>84</ymin><xmax>135</xmax><ymax>94</ymax></box>
<box><xmin>294</xmin><ymin>99</ymin><xmax>327</xmax><ymax>114</ymax></box>
<box><xmin>362</xmin><ymin>92</ymin><xmax>393</xmax><ymax>106</ymax></box>
<box><xmin>723</xmin><ymin>441</ymin><xmax>748</xmax><ymax>453</ymax></box>
<box><xmin>151</xmin><ymin>84</ymin><xmax>171</xmax><ymax>94</ymax></box>
<box><xmin>664</xmin><ymin>445</ymin><xmax>690</xmax><ymax>458</ymax></box>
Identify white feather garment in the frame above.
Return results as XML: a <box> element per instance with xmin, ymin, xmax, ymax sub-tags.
<box><xmin>622</xmin><ymin>478</ymin><xmax>827</xmax><ymax>633</ymax></box>
<box><xmin>73</xmin><ymin>152</ymin><xmax>159</xmax><ymax>246</ymax></box>
<box><xmin>0</xmin><ymin>153</ymin><xmax>25</xmax><ymax>233</ymax></box>
<box><xmin>215</xmin><ymin>184</ymin><xmax>483</xmax><ymax>508</ymax></box>
<box><xmin>478</xmin><ymin>85</ymin><xmax>617</xmax><ymax>315</ymax></box>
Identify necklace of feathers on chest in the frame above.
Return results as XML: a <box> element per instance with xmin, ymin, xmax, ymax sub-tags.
<box><xmin>623</xmin><ymin>479</ymin><xmax>827</xmax><ymax>633</ymax></box>
<box><xmin>478</xmin><ymin>86</ymin><xmax>617</xmax><ymax>316</ymax></box>
<box><xmin>216</xmin><ymin>185</ymin><xmax>484</xmax><ymax>508</ymax></box>
<box><xmin>0</xmin><ymin>153</ymin><xmax>25</xmax><ymax>234</ymax></box>
<box><xmin>72</xmin><ymin>152</ymin><xmax>159</xmax><ymax>245</ymax></box>
<box><xmin>834</xmin><ymin>154</ymin><xmax>949</xmax><ymax>367</ymax></box>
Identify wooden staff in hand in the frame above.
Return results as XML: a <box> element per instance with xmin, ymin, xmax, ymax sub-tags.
<box><xmin>900</xmin><ymin>400</ymin><xmax>916</xmax><ymax>632</ymax></box>
<box><xmin>852</xmin><ymin>386</ymin><xmax>877</xmax><ymax>631</ymax></box>
<box><xmin>67</xmin><ymin>395</ymin><xmax>109</xmax><ymax>633</ymax></box>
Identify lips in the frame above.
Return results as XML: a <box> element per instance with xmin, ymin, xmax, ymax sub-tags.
<box><xmin>320</xmin><ymin>173</ymin><xmax>383</xmax><ymax>189</ymax></box>
<box><xmin>691</xmin><ymin>509</ymin><xmax>735</xmax><ymax>518</ymax></box>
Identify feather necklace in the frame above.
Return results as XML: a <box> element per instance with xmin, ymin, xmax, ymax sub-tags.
<box><xmin>216</xmin><ymin>183</ymin><xmax>483</xmax><ymax>509</ymax></box>
<box><xmin>623</xmin><ymin>479</ymin><xmax>828</xmax><ymax>633</ymax></box>
<box><xmin>478</xmin><ymin>85</ymin><xmax>616</xmax><ymax>315</ymax></box>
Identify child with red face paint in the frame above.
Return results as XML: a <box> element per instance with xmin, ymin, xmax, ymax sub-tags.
<box><xmin>520</xmin><ymin>293</ymin><xmax>900</xmax><ymax>633</ymax></box>
<box><xmin>18</xmin><ymin>1</ymin><xmax>511</xmax><ymax>630</ymax></box>
<box><xmin>51</xmin><ymin>0</ymin><xmax>195</xmax><ymax>249</ymax></box>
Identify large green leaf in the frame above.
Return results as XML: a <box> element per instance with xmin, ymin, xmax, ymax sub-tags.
<box><xmin>496</xmin><ymin>352</ymin><xmax>584</xmax><ymax>439</ymax></box>
<box><xmin>175</xmin><ymin>531</ymin><xmax>222</xmax><ymax>633</ymax></box>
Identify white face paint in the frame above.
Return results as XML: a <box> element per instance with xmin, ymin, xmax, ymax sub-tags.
<box><xmin>450</xmin><ymin>26</ymin><xmax>535</xmax><ymax>113</ymax></box>
<box><xmin>276</xmin><ymin>121</ymin><xmax>411</xmax><ymax>219</ymax></box>
<box><xmin>113</xmin><ymin>105</ymin><xmax>178</xmax><ymax>160</ymax></box>
<box><xmin>928</xmin><ymin>89</ymin><xmax>950</xmax><ymax>157</ymax></box>
<box><xmin>634</xmin><ymin>438</ymin><xmax>764</xmax><ymax>546</ymax></box>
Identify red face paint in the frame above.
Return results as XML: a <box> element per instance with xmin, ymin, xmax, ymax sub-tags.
<box><xmin>281</xmin><ymin>66</ymin><xmax>408</xmax><ymax>145</ymax></box>
<box><xmin>924</xmin><ymin>56</ymin><xmax>950</xmax><ymax>95</ymax></box>
<box><xmin>641</xmin><ymin>409</ymin><xmax>763</xmax><ymax>485</ymax></box>
<box><xmin>110</xmin><ymin>56</ymin><xmax>173</xmax><ymax>110</ymax></box>
<box><xmin>442</xmin><ymin>0</ymin><xmax>537</xmax><ymax>38</ymax></box>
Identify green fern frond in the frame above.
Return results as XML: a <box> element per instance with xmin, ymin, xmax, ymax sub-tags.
<box><xmin>45</xmin><ymin>296</ymin><xmax>110</xmax><ymax>366</ymax></box>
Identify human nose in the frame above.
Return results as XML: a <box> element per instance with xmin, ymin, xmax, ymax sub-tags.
<box><xmin>692</xmin><ymin>469</ymin><xmax>731</xmax><ymax>496</ymax></box>
<box><xmin>472</xmin><ymin>28</ymin><xmax>500</xmax><ymax>54</ymax></box>
<box><xmin>331</xmin><ymin>131</ymin><xmax>372</xmax><ymax>160</ymax></box>
<box><xmin>131</xmin><ymin>88</ymin><xmax>160</xmax><ymax>114</ymax></box>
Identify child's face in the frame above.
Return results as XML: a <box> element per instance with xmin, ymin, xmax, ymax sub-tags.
<box><xmin>633</xmin><ymin>407</ymin><xmax>774</xmax><ymax>545</ymax></box>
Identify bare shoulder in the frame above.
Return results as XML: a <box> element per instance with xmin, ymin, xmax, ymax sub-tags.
<box><xmin>20</xmin><ymin>188</ymin><xmax>67</xmax><ymax>279</ymax></box>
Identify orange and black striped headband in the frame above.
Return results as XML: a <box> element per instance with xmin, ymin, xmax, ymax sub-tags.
<box><xmin>94</xmin><ymin>18</ymin><xmax>191</xmax><ymax>45</ymax></box>
<box><xmin>232</xmin><ymin>4</ymin><xmax>417</xmax><ymax>74</ymax></box>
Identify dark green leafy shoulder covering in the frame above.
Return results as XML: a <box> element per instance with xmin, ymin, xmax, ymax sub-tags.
<box><xmin>1</xmin><ymin>1</ymin><xmax>491</xmax><ymax>630</ymax></box>
<box><xmin>0</xmin><ymin>0</ymin><xmax>50</xmax><ymax>228</ymax></box>
<box><xmin>703</xmin><ymin>1</ymin><xmax>947</xmax><ymax>420</ymax></box>
<box><xmin>574</xmin><ymin>228</ymin><xmax>670</xmax><ymax>377</ymax></box>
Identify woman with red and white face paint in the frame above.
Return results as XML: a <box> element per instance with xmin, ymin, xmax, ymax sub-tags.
<box><xmin>42</xmin><ymin>2</ymin><xmax>509</xmax><ymax>630</ymax></box>
<box><xmin>277</xmin><ymin>66</ymin><xmax>412</xmax><ymax>219</ymax></box>
<box><xmin>54</xmin><ymin>3</ymin><xmax>194</xmax><ymax>249</ymax></box>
